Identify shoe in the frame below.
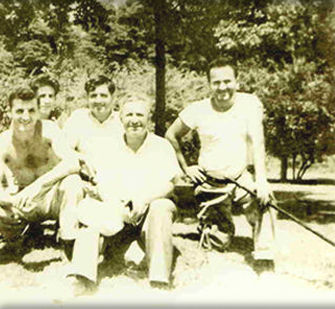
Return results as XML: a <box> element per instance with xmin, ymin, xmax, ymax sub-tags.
<box><xmin>150</xmin><ymin>280</ymin><xmax>171</xmax><ymax>290</ymax></box>
<box><xmin>67</xmin><ymin>275</ymin><xmax>97</xmax><ymax>297</ymax></box>
<box><xmin>125</xmin><ymin>261</ymin><xmax>147</xmax><ymax>280</ymax></box>
<box><xmin>253</xmin><ymin>259</ymin><xmax>275</xmax><ymax>275</ymax></box>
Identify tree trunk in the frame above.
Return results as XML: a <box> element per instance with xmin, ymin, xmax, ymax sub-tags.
<box><xmin>153</xmin><ymin>0</ymin><xmax>166</xmax><ymax>137</ymax></box>
<box><xmin>280</xmin><ymin>156</ymin><xmax>288</xmax><ymax>181</ymax></box>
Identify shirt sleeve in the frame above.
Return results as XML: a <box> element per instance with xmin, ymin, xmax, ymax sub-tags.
<box><xmin>246</xmin><ymin>95</ymin><xmax>264</xmax><ymax>135</ymax></box>
<box><xmin>179</xmin><ymin>102</ymin><xmax>201</xmax><ymax>130</ymax></box>
<box><xmin>62</xmin><ymin>111</ymin><xmax>81</xmax><ymax>150</ymax></box>
<box><xmin>159</xmin><ymin>139</ymin><xmax>183</xmax><ymax>183</ymax></box>
<box><xmin>43</xmin><ymin>120</ymin><xmax>78</xmax><ymax>161</ymax></box>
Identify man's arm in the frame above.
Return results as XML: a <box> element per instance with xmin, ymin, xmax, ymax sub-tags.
<box><xmin>62</xmin><ymin>114</ymin><xmax>97</xmax><ymax>181</ymax></box>
<box><xmin>0</xmin><ymin>160</ymin><xmax>18</xmax><ymax>205</ymax></box>
<box><xmin>248</xmin><ymin>101</ymin><xmax>270</xmax><ymax>204</ymax></box>
<box><xmin>40</xmin><ymin>129</ymin><xmax>81</xmax><ymax>186</ymax></box>
<box><xmin>165</xmin><ymin>118</ymin><xmax>206</xmax><ymax>184</ymax></box>
<box><xmin>15</xmin><ymin>127</ymin><xmax>81</xmax><ymax>206</ymax></box>
<box><xmin>129</xmin><ymin>180</ymin><xmax>175</xmax><ymax>226</ymax></box>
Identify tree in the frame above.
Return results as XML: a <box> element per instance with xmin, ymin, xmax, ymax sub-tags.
<box><xmin>214</xmin><ymin>0</ymin><xmax>335</xmax><ymax>180</ymax></box>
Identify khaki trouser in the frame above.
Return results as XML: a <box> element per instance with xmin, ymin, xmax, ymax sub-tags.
<box><xmin>69</xmin><ymin>198</ymin><xmax>176</xmax><ymax>283</ymax></box>
<box><xmin>19</xmin><ymin>174</ymin><xmax>84</xmax><ymax>240</ymax></box>
<box><xmin>196</xmin><ymin>171</ymin><xmax>275</xmax><ymax>260</ymax></box>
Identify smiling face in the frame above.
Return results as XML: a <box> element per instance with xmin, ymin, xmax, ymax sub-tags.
<box><xmin>11</xmin><ymin>98</ymin><xmax>39</xmax><ymax>135</ymax></box>
<box><xmin>209</xmin><ymin>66</ymin><xmax>238</xmax><ymax>111</ymax></box>
<box><xmin>120</xmin><ymin>101</ymin><xmax>149</xmax><ymax>137</ymax></box>
<box><xmin>36</xmin><ymin>85</ymin><xmax>56</xmax><ymax>119</ymax></box>
<box><xmin>88</xmin><ymin>84</ymin><xmax>114</xmax><ymax>122</ymax></box>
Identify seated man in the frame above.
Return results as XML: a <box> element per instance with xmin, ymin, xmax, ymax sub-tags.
<box><xmin>62</xmin><ymin>75</ymin><xmax>123</xmax><ymax>182</ymax></box>
<box><xmin>31</xmin><ymin>74</ymin><xmax>68</xmax><ymax>128</ymax></box>
<box><xmin>165</xmin><ymin>57</ymin><xmax>275</xmax><ymax>273</ymax></box>
<box><xmin>67</xmin><ymin>99</ymin><xmax>181</xmax><ymax>294</ymax></box>
<box><xmin>0</xmin><ymin>86</ymin><xmax>83</xmax><ymax>257</ymax></box>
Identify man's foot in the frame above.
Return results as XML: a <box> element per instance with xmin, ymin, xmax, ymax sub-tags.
<box><xmin>67</xmin><ymin>275</ymin><xmax>97</xmax><ymax>297</ymax></box>
<box><xmin>198</xmin><ymin>225</ymin><xmax>232</xmax><ymax>252</ymax></box>
<box><xmin>125</xmin><ymin>261</ymin><xmax>147</xmax><ymax>280</ymax></box>
<box><xmin>253</xmin><ymin>259</ymin><xmax>275</xmax><ymax>275</ymax></box>
<box><xmin>149</xmin><ymin>280</ymin><xmax>171</xmax><ymax>290</ymax></box>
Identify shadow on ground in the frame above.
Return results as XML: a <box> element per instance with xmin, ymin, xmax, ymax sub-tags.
<box><xmin>0</xmin><ymin>223</ymin><xmax>61</xmax><ymax>270</ymax></box>
<box><xmin>273</xmin><ymin>191</ymin><xmax>335</xmax><ymax>224</ymax></box>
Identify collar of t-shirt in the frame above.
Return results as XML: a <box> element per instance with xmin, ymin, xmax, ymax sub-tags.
<box><xmin>121</xmin><ymin>131</ymin><xmax>151</xmax><ymax>155</ymax></box>
<box><xmin>88</xmin><ymin>110</ymin><xmax>118</xmax><ymax>126</ymax></box>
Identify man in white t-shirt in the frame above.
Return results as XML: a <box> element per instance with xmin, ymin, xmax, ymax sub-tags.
<box><xmin>62</xmin><ymin>75</ymin><xmax>123</xmax><ymax>181</ymax></box>
<box><xmin>66</xmin><ymin>99</ymin><xmax>181</xmax><ymax>294</ymax></box>
<box><xmin>166</xmin><ymin>58</ymin><xmax>275</xmax><ymax>273</ymax></box>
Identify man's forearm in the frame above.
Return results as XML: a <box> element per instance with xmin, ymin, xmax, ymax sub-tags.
<box><xmin>33</xmin><ymin>158</ymin><xmax>80</xmax><ymax>188</ymax></box>
<box><xmin>166</xmin><ymin>134</ymin><xmax>189</xmax><ymax>173</ymax></box>
<box><xmin>252</xmin><ymin>131</ymin><xmax>269</xmax><ymax>189</ymax></box>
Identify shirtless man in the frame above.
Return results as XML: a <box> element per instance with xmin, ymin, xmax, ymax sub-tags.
<box><xmin>166</xmin><ymin>58</ymin><xmax>275</xmax><ymax>273</ymax></box>
<box><xmin>0</xmin><ymin>86</ymin><xmax>83</xmax><ymax>257</ymax></box>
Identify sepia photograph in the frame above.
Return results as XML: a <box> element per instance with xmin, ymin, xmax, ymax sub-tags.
<box><xmin>0</xmin><ymin>0</ymin><xmax>335</xmax><ymax>307</ymax></box>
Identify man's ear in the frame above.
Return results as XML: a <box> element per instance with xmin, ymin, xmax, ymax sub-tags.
<box><xmin>236</xmin><ymin>81</ymin><xmax>240</xmax><ymax>90</ymax></box>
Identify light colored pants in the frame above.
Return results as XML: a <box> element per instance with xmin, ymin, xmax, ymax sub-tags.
<box><xmin>196</xmin><ymin>171</ymin><xmax>276</xmax><ymax>260</ymax></box>
<box><xmin>69</xmin><ymin>198</ymin><xmax>176</xmax><ymax>283</ymax></box>
<box><xmin>19</xmin><ymin>174</ymin><xmax>84</xmax><ymax>240</ymax></box>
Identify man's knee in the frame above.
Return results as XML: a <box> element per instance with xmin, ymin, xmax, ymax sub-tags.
<box><xmin>59</xmin><ymin>174</ymin><xmax>83</xmax><ymax>197</ymax></box>
<box><xmin>148</xmin><ymin>198</ymin><xmax>176</xmax><ymax>218</ymax></box>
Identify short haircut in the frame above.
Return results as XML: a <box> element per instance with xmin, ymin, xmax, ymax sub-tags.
<box><xmin>120</xmin><ymin>96</ymin><xmax>151</xmax><ymax>114</ymax></box>
<box><xmin>207</xmin><ymin>57</ymin><xmax>238</xmax><ymax>81</ymax></box>
<box><xmin>84</xmin><ymin>75</ymin><xmax>116</xmax><ymax>95</ymax></box>
<box><xmin>31</xmin><ymin>74</ymin><xmax>60</xmax><ymax>95</ymax></box>
<box><xmin>8</xmin><ymin>86</ymin><xmax>36</xmax><ymax>109</ymax></box>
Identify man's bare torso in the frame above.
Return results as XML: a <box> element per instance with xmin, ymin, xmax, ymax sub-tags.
<box><xmin>1</xmin><ymin>121</ymin><xmax>61</xmax><ymax>190</ymax></box>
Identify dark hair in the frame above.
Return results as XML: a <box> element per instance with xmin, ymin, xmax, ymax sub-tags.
<box><xmin>84</xmin><ymin>75</ymin><xmax>116</xmax><ymax>95</ymax></box>
<box><xmin>31</xmin><ymin>74</ymin><xmax>60</xmax><ymax>95</ymax></box>
<box><xmin>207</xmin><ymin>57</ymin><xmax>238</xmax><ymax>81</ymax></box>
<box><xmin>8</xmin><ymin>86</ymin><xmax>36</xmax><ymax>109</ymax></box>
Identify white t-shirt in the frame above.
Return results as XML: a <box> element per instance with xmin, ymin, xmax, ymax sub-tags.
<box><xmin>96</xmin><ymin>132</ymin><xmax>182</xmax><ymax>203</ymax></box>
<box><xmin>179</xmin><ymin>93</ymin><xmax>264</xmax><ymax>179</ymax></box>
<box><xmin>62</xmin><ymin>108</ymin><xmax>123</xmax><ymax>169</ymax></box>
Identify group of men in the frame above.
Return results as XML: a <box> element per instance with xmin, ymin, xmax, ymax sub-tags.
<box><xmin>0</xmin><ymin>58</ymin><xmax>275</xmax><ymax>295</ymax></box>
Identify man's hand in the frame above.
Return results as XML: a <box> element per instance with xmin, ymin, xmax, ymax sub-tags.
<box><xmin>185</xmin><ymin>165</ymin><xmax>206</xmax><ymax>184</ymax></box>
<box><xmin>256</xmin><ymin>182</ymin><xmax>272</xmax><ymax>209</ymax></box>
<box><xmin>129</xmin><ymin>198</ymin><xmax>148</xmax><ymax>226</ymax></box>
<box><xmin>14</xmin><ymin>181</ymin><xmax>50</xmax><ymax>210</ymax></box>
<box><xmin>83</xmin><ymin>183</ymin><xmax>101</xmax><ymax>200</ymax></box>
<box><xmin>79</xmin><ymin>159</ymin><xmax>97</xmax><ymax>184</ymax></box>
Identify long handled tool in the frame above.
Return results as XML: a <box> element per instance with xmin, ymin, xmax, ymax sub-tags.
<box><xmin>224</xmin><ymin>176</ymin><xmax>335</xmax><ymax>248</ymax></box>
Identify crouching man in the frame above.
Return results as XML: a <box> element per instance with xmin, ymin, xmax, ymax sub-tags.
<box><xmin>165</xmin><ymin>58</ymin><xmax>275</xmax><ymax>274</ymax></box>
<box><xmin>0</xmin><ymin>86</ymin><xmax>83</xmax><ymax>257</ymax></box>
<box><xmin>67</xmin><ymin>99</ymin><xmax>181</xmax><ymax>293</ymax></box>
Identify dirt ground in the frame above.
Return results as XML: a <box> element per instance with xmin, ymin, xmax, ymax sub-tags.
<box><xmin>1</xmin><ymin>182</ymin><xmax>335</xmax><ymax>307</ymax></box>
